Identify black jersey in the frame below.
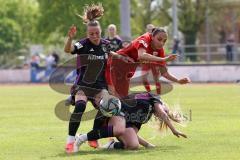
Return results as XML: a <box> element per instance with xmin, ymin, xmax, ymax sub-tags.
<box><xmin>71</xmin><ymin>38</ymin><xmax>111</xmax><ymax>89</ymax></box>
<box><xmin>121</xmin><ymin>92</ymin><xmax>162</xmax><ymax>124</ymax></box>
<box><xmin>106</xmin><ymin>37</ymin><xmax>122</xmax><ymax>52</ymax></box>
<box><xmin>90</xmin><ymin>92</ymin><xmax>163</xmax><ymax>130</ymax></box>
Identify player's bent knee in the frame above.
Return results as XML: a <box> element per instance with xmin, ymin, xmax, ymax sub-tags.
<box><xmin>126</xmin><ymin>142</ymin><xmax>139</xmax><ymax>150</ymax></box>
<box><xmin>75</xmin><ymin>91</ymin><xmax>87</xmax><ymax>102</ymax></box>
<box><xmin>113</xmin><ymin>126</ymin><xmax>125</xmax><ymax>136</ymax></box>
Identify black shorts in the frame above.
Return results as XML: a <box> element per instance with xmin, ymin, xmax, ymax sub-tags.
<box><xmin>70</xmin><ymin>81</ymin><xmax>107</xmax><ymax>106</ymax></box>
<box><xmin>126</xmin><ymin>122</ymin><xmax>142</xmax><ymax>131</ymax></box>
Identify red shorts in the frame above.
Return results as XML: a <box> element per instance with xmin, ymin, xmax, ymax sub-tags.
<box><xmin>110</xmin><ymin>58</ymin><xmax>138</xmax><ymax>97</ymax></box>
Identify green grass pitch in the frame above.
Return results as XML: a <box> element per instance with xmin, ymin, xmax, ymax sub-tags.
<box><xmin>0</xmin><ymin>84</ymin><xmax>240</xmax><ymax>160</ymax></box>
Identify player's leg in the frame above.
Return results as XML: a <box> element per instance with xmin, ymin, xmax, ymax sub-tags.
<box><xmin>88</xmin><ymin>111</ymin><xmax>102</xmax><ymax>148</ymax></box>
<box><xmin>73</xmin><ymin>115</ymin><xmax>126</xmax><ymax>152</ymax></box>
<box><xmin>102</xmin><ymin>127</ymin><xmax>139</xmax><ymax>150</ymax></box>
<box><xmin>88</xmin><ymin>89</ymin><xmax>114</xmax><ymax>148</ymax></box>
<box><xmin>118</xmin><ymin>127</ymin><xmax>139</xmax><ymax>150</ymax></box>
<box><xmin>65</xmin><ymin>81</ymin><xmax>79</xmax><ymax>106</ymax></box>
<box><xmin>151</xmin><ymin>65</ymin><xmax>161</xmax><ymax>95</ymax></box>
<box><xmin>65</xmin><ymin>90</ymin><xmax>87</xmax><ymax>153</ymax></box>
<box><xmin>142</xmin><ymin>64</ymin><xmax>151</xmax><ymax>92</ymax></box>
<box><xmin>74</xmin><ymin>90</ymin><xmax>126</xmax><ymax>152</ymax></box>
<box><xmin>84</xmin><ymin>116</ymin><xmax>125</xmax><ymax>142</ymax></box>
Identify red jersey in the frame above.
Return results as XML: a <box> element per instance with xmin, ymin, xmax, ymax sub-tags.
<box><xmin>117</xmin><ymin>32</ymin><xmax>166</xmax><ymax>66</ymax></box>
<box><xmin>106</xmin><ymin>32</ymin><xmax>167</xmax><ymax>97</ymax></box>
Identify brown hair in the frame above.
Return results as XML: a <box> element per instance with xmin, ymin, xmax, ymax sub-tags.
<box><xmin>80</xmin><ymin>3</ymin><xmax>104</xmax><ymax>27</ymax></box>
<box><xmin>152</xmin><ymin>27</ymin><xmax>167</xmax><ymax>36</ymax></box>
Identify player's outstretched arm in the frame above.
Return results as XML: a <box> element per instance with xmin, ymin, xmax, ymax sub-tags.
<box><xmin>109</xmin><ymin>51</ymin><xmax>134</xmax><ymax>63</ymax></box>
<box><xmin>162</xmin><ymin>71</ymin><xmax>191</xmax><ymax>84</ymax></box>
<box><xmin>154</xmin><ymin>103</ymin><xmax>187</xmax><ymax>138</ymax></box>
<box><xmin>138</xmin><ymin>48</ymin><xmax>177</xmax><ymax>62</ymax></box>
<box><xmin>137</xmin><ymin>135</ymin><xmax>156</xmax><ymax>148</ymax></box>
<box><xmin>64</xmin><ymin>25</ymin><xmax>77</xmax><ymax>54</ymax></box>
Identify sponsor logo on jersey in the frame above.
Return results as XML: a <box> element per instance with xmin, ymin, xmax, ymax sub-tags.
<box><xmin>75</xmin><ymin>42</ymin><xmax>83</xmax><ymax>49</ymax></box>
<box><xmin>89</xmin><ymin>48</ymin><xmax>94</xmax><ymax>52</ymax></box>
<box><xmin>88</xmin><ymin>54</ymin><xmax>105</xmax><ymax>60</ymax></box>
<box><xmin>102</xmin><ymin>44</ymin><xmax>108</xmax><ymax>53</ymax></box>
<box><xmin>139</xmin><ymin>40</ymin><xmax>148</xmax><ymax>48</ymax></box>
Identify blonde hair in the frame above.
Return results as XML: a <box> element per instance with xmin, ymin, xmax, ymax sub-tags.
<box><xmin>158</xmin><ymin>110</ymin><xmax>181</xmax><ymax>132</ymax></box>
<box><xmin>108</xmin><ymin>24</ymin><xmax>117</xmax><ymax>30</ymax></box>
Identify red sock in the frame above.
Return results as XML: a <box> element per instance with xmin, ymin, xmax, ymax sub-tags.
<box><xmin>143</xmin><ymin>81</ymin><xmax>151</xmax><ymax>92</ymax></box>
<box><xmin>156</xmin><ymin>82</ymin><xmax>161</xmax><ymax>95</ymax></box>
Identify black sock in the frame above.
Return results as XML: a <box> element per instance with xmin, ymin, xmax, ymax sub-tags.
<box><xmin>68</xmin><ymin>100</ymin><xmax>86</xmax><ymax>136</ymax></box>
<box><xmin>92</xmin><ymin>111</ymin><xmax>105</xmax><ymax>130</ymax></box>
<box><xmin>114</xmin><ymin>141</ymin><xmax>124</xmax><ymax>149</ymax></box>
<box><xmin>87</xmin><ymin>126</ymin><xmax>113</xmax><ymax>141</ymax></box>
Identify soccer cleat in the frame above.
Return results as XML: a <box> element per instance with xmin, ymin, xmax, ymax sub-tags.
<box><xmin>100</xmin><ymin>139</ymin><xmax>115</xmax><ymax>149</ymax></box>
<box><xmin>65</xmin><ymin>142</ymin><xmax>74</xmax><ymax>154</ymax></box>
<box><xmin>73</xmin><ymin>134</ymin><xmax>86</xmax><ymax>153</ymax></box>
<box><xmin>88</xmin><ymin>140</ymin><xmax>99</xmax><ymax>149</ymax></box>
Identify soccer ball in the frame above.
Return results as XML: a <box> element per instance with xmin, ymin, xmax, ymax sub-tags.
<box><xmin>99</xmin><ymin>97</ymin><xmax>121</xmax><ymax>117</ymax></box>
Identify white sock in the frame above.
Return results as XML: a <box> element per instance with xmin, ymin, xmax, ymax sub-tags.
<box><xmin>108</xmin><ymin>141</ymin><xmax>115</xmax><ymax>149</ymax></box>
<box><xmin>80</xmin><ymin>134</ymin><xmax>88</xmax><ymax>141</ymax></box>
<box><xmin>67</xmin><ymin>135</ymin><xmax>75</xmax><ymax>143</ymax></box>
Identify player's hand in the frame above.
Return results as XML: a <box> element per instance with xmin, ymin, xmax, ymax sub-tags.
<box><xmin>173</xmin><ymin>130</ymin><xmax>187</xmax><ymax>138</ymax></box>
<box><xmin>165</xmin><ymin>54</ymin><xmax>177</xmax><ymax>62</ymax></box>
<box><xmin>67</xmin><ymin>25</ymin><xmax>77</xmax><ymax>39</ymax></box>
<box><xmin>145</xmin><ymin>143</ymin><xmax>156</xmax><ymax>149</ymax></box>
<box><xmin>177</xmin><ymin>77</ymin><xmax>191</xmax><ymax>84</ymax></box>
<box><xmin>168</xmin><ymin>113</ymin><xmax>181</xmax><ymax>123</ymax></box>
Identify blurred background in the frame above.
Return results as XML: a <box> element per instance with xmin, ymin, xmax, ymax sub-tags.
<box><xmin>0</xmin><ymin>0</ymin><xmax>240</xmax><ymax>83</ymax></box>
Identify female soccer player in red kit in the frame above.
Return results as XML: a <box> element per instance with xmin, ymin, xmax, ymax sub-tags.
<box><xmin>141</xmin><ymin>26</ymin><xmax>190</xmax><ymax>95</ymax></box>
<box><xmin>107</xmin><ymin>27</ymin><xmax>190</xmax><ymax>97</ymax></box>
<box><xmin>141</xmin><ymin>24</ymin><xmax>164</xmax><ymax>95</ymax></box>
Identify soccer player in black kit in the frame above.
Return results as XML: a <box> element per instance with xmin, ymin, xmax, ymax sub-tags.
<box><xmin>63</xmin><ymin>4</ymin><xmax>132</xmax><ymax>154</ymax></box>
<box><xmin>107</xmin><ymin>92</ymin><xmax>187</xmax><ymax>150</ymax></box>
<box><xmin>74</xmin><ymin>92</ymin><xmax>187</xmax><ymax>151</ymax></box>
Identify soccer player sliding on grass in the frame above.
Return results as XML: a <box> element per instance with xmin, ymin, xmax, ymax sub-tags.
<box><xmin>101</xmin><ymin>92</ymin><xmax>187</xmax><ymax>150</ymax></box>
<box><xmin>73</xmin><ymin>92</ymin><xmax>187</xmax><ymax>151</ymax></box>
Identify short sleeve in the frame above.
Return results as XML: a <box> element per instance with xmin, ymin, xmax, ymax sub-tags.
<box><xmin>105</xmin><ymin>42</ymin><xmax>112</xmax><ymax>54</ymax></box>
<box><xmin>101</xmin><ymin>40</ymin><xmax>112</xmax><ymax>55</ymax></box>
<box><xmin>148</xmin><ymin>93</ymin><xmax>163</xmax><ymax>106</ymax></box>
<box><xmin>71</xmin><ymin>41</ymin><xmax>84</xmax><ymax>55</ymax></box>
<box><xmin>133</xmin><ymin>38</ymin><xmax>149</xmax><ymax>50</ymax></box>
